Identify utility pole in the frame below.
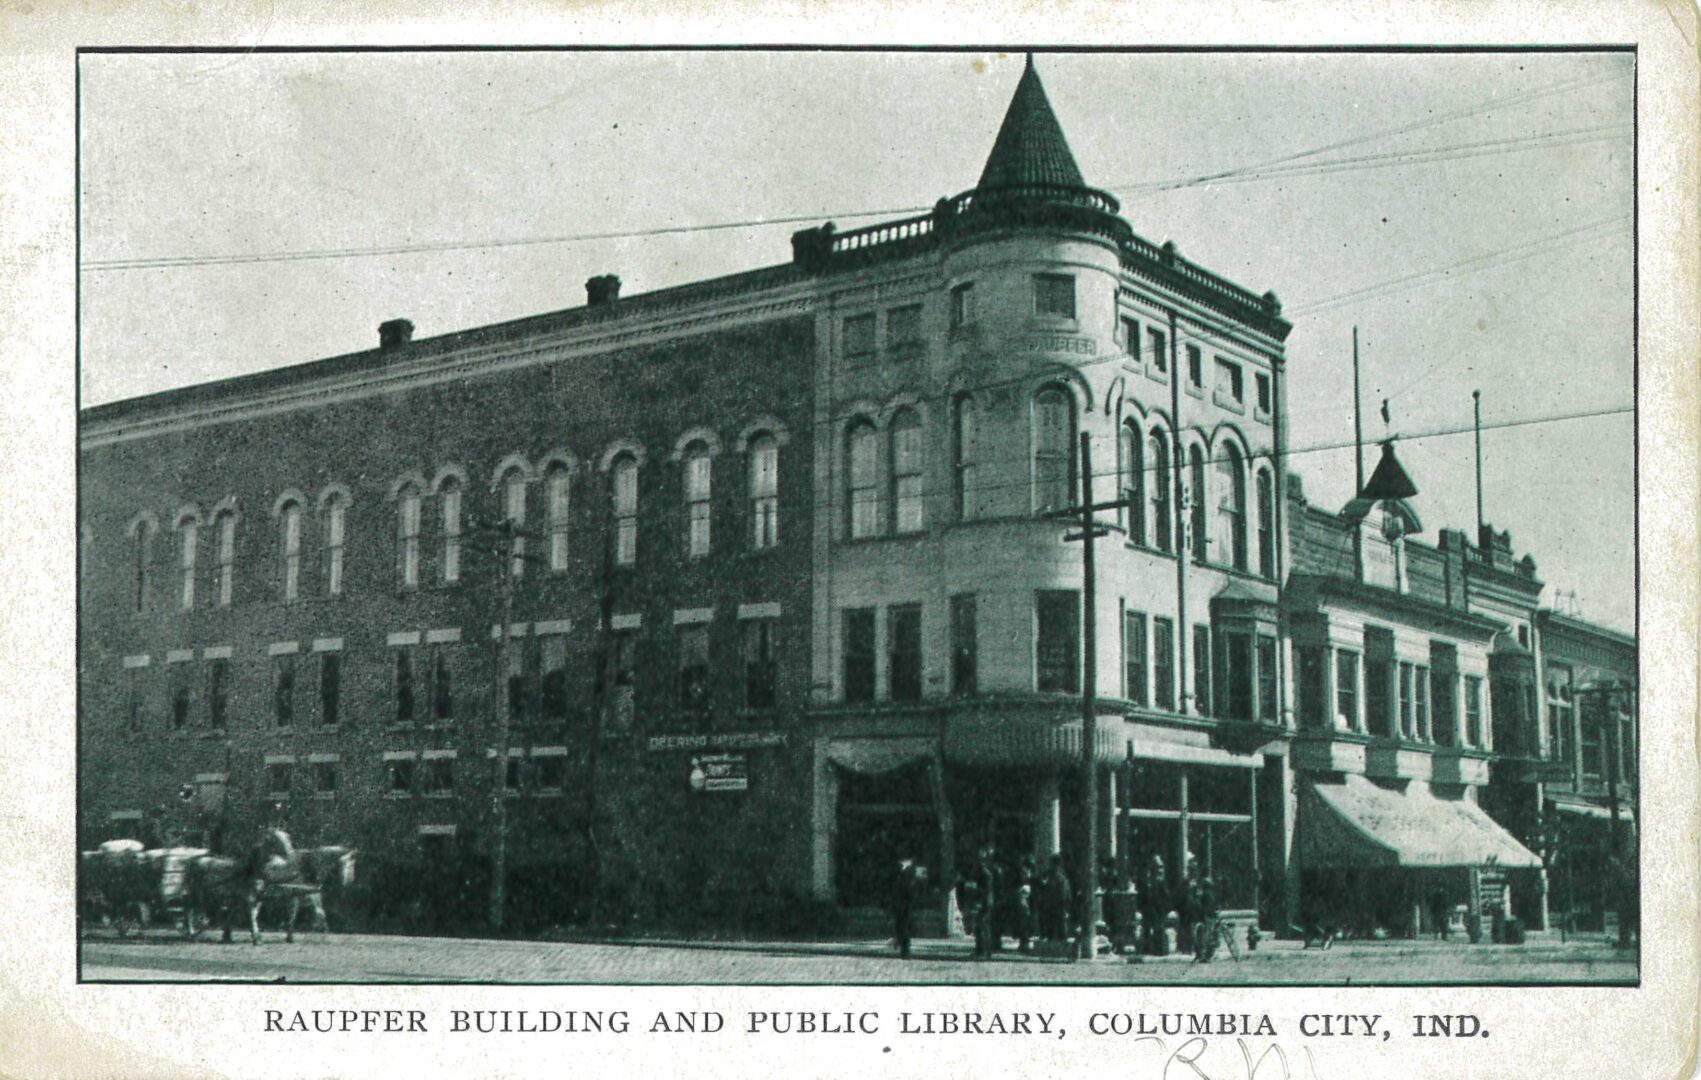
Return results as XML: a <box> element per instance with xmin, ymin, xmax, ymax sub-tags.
<box><xmin>487</xmin><ymin>518</ymin><xmax>517</xmax><ymax>934</ymax></box>
<box><xmin>1352</xmin><ymin>326</ymin><xmax>1365</xmax><ymax>494</ymax></box>
<box><xmin>1473</xmin><ymin>390</ymin><xmax>1485</xmax><ymax>537</ymax></box>
<box><xmin>1059</xmin><ymin>432</ymin><xmax>1125</xmax><ymax>960</ymax></box>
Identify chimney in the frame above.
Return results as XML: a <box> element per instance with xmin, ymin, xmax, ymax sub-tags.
<box><xmin>586</xmin><ymin>274</ymin><xmax>622</xmax><ymax>307</ymax></box>
<box><xmin>378</xmin><ymin>318</ymin><xmax>414</xmax><ymax>349</ymax></box>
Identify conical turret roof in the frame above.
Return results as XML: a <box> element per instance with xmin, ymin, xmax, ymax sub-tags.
<box><xmin>977</xmin><ymin>57</ymin><xmax>1087</xmax><ymax>191</ymax></box>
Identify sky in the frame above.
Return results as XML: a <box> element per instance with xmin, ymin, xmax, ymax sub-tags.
<box><xmin>77</xmin><ymin>49</ymin><xmax>1636</xmax><ymax>632</ymax></box>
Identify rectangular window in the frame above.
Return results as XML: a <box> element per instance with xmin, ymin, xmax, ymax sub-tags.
<box><xmin>266</xmin><ymin>763</ymin><xmax>292</xmax><ymax>800</ymax></box>
<box><xmin>1335</xmin><ymin>650</ymin><xmax>1359</xmax><ymax>729</ymax></box>
<box><xmin>678</xmin><ymin>624</ymin><xmax>710</xmax><ymax>718</ymax></box>
<box><xmin>1034</xmin><ymin>274</ymin><xmax>1076</xmax><ymax>319</ymax></box>
<box><xmin>208</xmin><ymin>659</ymin><xmax>229</xmax><ymax>732</ymax></box>
<box><xmin>1186</xmin><ymin>343</ymin><xmax>1201</xmax><ymax>386</ymax></box>
<box><xmin>319</xmin><ymin>652</ymin><xmax>341</xmax><ymax>728</ymax></box>
<box><xmin>892</xmin><ymin>420</ymin><xmax>925</xmax><ymax>534</ymax></box>
<box><xmin>126</xmin><ymin>668</ymin><xmax>145</xmax><ymax>733</ymax></box>
<box><xmin>313</xmin><ymin>761</ymin><xmax>338</xmax><ymax>798</ymax></box>
<box><xmin>1149</xmin><ymin>329</ymin><xmax>1169</xmax><ymax>374</ymax></box>
<box><xmin>950</xmin><ymin>594</ymin><xmax>977</xmax><ymax>697</ymax></box>
<box><xmin>507</xmin><ymin>639</ymin><xmax>528</xmax><ymax>726</ymax></box>
<box><xmin>1124</xmin><ymin>611</ymin><xmax>1148</xmax><ymax>707</ymax></box>
<box><xmin>1121</xmin><ymin>316</ymin><xmax>1139</xmax><ymax>355</ymax></box>
<box><xmin>1215</xmin><ymin>358</ymin><xmax>1244</xmax><ymax>403</ymax></box>
<box><xmin>743</xmin><ymin>618</ymin><xmax>778</xmax><ymax>710</ymax></box>
<box><xmin>1298</xmin><ymin>647</ymin><xmax>1327</xmax><ymax>728</ymax></box>
<box><xmin>1257</xmin><ymin>635</ymin><xmax>1278</xmax><ymax>723</ymax></box>
<box><xmin>397</xmin><ymin>491</ymin><xmax>421</xmax><ymax>588</ymax></box>
<box><xmin>1036</xmin><ymin>590</ymin><xmax>1080</xmax><ymax>694</ymax></box>
<box><xmin>540</xmin><ymin>636</ymin><xmax>569</xmax><ymax>722</ymax></box>
<box><xmin>888</xmin><ymin>604</ymin><xmax>923</xmax><ymax>702</ymax></box>
<box><xmin>1464</xmin><ymin>676</ymin><xmax>1483</xmax><ymax>747</ymax></box>
<box><xmin>750</xmin><ymin>437</ymin><xmax>779</xmax><ymax>549</ymax></box>
<box><xmin>613</xmin><ymin>461</ymin><xmax>639</xmax><ymax>566</ymax></box>
<box><xmin>1191</xmin><ymin>623</ymin><xmax>1210</xmax><ymax>717</ymax></box>
<box><xmin>1256</xmin><ymin>372</ymin><xmax>1272</xmax><ymax>414</ymax></box>
<box><xmin>536</xmin><ymin>756</ymin><xmax>567</xmax><ymax>794</ymax></box>
<box><xmin>171</xmin><ymin>674</ymin><xmax>191</xmax><ymax>731</ymax></box>
<box><xmin>1430</xmin><ymin>647</ymin><xmax>1457</xmax><ymax>745</ymax></box>
<box><xmin>393</xmin><ymin>650</ymin><xmax>415</xmax><ymax>725</ymax></box>
<box><xmin>1366</xmin><ymin>658</ymin><xmax>1391</xmax><ymax>737</ymax></box>
<box><xmin>843</xmin><ymin>608</ymin><xmax>876</xmax><ymax>703</ymax></box>
<box><xmin>1399</xmin><ymin>662</ymin><xmax>1414</xmax><ymax>738</ymax></box>
<box><xmin>1415</xmin><ymin>664</ymin><xmax>1430</xmax><ymax>740</ymax></box>
<box><xmin>950</xmin><ymin>282</ymin><xmax>975</xmax><ymax>330</ymax></box>
<box><xmin>441</xmin><ymin>484</ymin><xmax>463</xmax><ymax>583</ymax></box>
<box><xmin>684</xmin><ymin>453</ymin><xmax>712</xmax><ymax>559</ymax></box>
<box><xmin>324</xmin><ymin>503</ymin><xmax>345</xmax><ymax>596</ymax></box>
<box><xmin>1224</xmin><ymin>631</ymin><xmax>1253</xmax><ymax>721</ymax></box>
<box><xmin>887</xmin><ymin>304</ymin><xmax>923</xmax><ymax>352</ymax></box>
<box><xmin>386</xmin><ymin>758</ymin><xmax>414</xmax><ymax>796</ymax></box>
<box><xmin>422</xmin><ymin>758</ymin><xmax>455</xmax><ymax>797</ymax></box>
<box><xmin>1153</xmin><ymin>617</ymin><xmax>1176</xmax><ymax>711</ymax></box>
<box><xmin>281</xmin><ymin>508</ymin><xmax>301</xmax><ymax>602</ymax></box>
<box><xmin>609</xmin><ymin>631</ymin><xmax>635</xmax><ymax>731</ymax></box>
<box><xmin>844</xmin><ymin>313</ymin><xmax>876</xmax><ymax>358</ymax></box>
<box><xmin>273</xmin><ymin>654</ymin><xmax>295</xmax><ymax>729</ymax></box>
<box><xmin>431</xmin><ymin>647</ymin><xmax>454</xmax><ymax>723</ymax></box>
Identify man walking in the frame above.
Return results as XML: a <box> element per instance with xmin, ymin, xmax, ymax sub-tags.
<box><xmin>891</xmin><ymin>856</ymin><xmax>923</xmax><ymax>959</ymax></box>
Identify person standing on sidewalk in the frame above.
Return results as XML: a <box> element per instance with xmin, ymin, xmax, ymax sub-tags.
<box><xmin>971</xmin><ymin>847</ymin><xmax>998</xmax><ymax>959</ymax></box>
<box><xmin>1429</xmin><ymin>885</ymin><xmax>1451</xmax><ymax>940</ymax></box>
<box><xmin>1042</xmin><ymin>854</ymin><xmax>1073</xmax><ymax>944</ymax></box>
<box><xmin>891</xmin><ymin>856</ymin><xmax>923</xmax><ymax>959</ymax></box>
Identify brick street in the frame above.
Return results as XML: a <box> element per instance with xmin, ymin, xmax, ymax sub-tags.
<box><xmin>81</xmin><ymin>930</ymin><xmax>1636</xmax><ymax>985</ymax></box>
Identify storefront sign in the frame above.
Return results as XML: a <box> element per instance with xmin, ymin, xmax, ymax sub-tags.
<box><xmin>1025</xmin><ymin>334</ymin><xmax>1097</xmax><ymax>356</ymax></box>
<box><xmin>689</xmin><ymin>753</ymin><xmax>748</xmax><ymax>793</ymax></box>
<box><xmin>646</xmin><ymin>731</ymin><xmax>788</xmax><ymax>751</ymax></box>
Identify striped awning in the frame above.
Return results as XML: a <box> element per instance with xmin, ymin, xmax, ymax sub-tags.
<box><xmin>944</xmin><ymin>713</ymin><xmax>1129</xmax><ymax>768</ymax></box>
<box><xmin>1300</xmin><ymin>774</ymin><xmax>1540</xmax><ymax>869</ymax></box>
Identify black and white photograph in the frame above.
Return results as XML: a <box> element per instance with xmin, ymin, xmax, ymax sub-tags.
<box><xmin>74</xmin><ymin>47</ymin><xmax>1643</xmax><ymax>988</ymax></box>
<box><xmin>5</xmin><ymin>14</ymin><xmax>1692</xmax><ymax>1076</ymax></box>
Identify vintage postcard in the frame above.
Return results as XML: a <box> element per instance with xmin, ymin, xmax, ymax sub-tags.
<box><xmin>2</xmin><ymin>3</ymin><xmax>1696</xmax><ymax>1078</ymax></box>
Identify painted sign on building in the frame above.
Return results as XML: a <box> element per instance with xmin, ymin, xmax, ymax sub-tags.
<box><xmin>689</xmin><ymin>753</ymin><xmax>748</xmax><ymax>793</ymax></box>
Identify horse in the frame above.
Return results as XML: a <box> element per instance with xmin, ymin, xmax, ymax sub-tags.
<box><xmin>184</xmin><ymin>831</ymin><xmax>356</xmax><ymax>944</ymax></box>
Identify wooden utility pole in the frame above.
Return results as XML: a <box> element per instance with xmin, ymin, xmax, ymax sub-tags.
<box><xmin>487</xmin><ymin>519</ymin><xmax>517</xmax><ymax>934</ymax></box>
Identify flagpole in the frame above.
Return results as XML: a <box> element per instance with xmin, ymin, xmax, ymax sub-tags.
<box><xmin>1473</xmin><ymin>390</ymin><xmax>1485</xmax><ymax>537</ymax></box>
<box><xmin>1352</xmin><ymin>327</ymin><xmax>1365</xmax><ymax>493</ymax></box>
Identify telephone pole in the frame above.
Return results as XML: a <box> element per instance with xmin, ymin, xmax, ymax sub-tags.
<box><xmin>487</xmin><ymin>519</ymin><xmax>517</xmax><ymax>934</ymax></box>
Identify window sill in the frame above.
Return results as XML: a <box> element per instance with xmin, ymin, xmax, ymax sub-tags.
<box><xmin>1254</xmin><ymin>408</ymin><xmax>1272</xmax><ymax>426</ymax></box>
<box><xmin>311</xmin><ymin>793</ymin><xmax>336</xmax><ymax>801</ymax></box>
<box><xmin>384</xmin><ymin>792</ymin><xmax>412</xmax><ymax>800</ymax></box>
<box><xmin>1213</xmin><ymin>391</ymin><xmax>1247</xmax><ymax>414</ymax></box>
<box><xmin>948</xmin><ymin>323</ymin><xmax>979</xmax><ymax>342</ymax></box>
<box><xmin>1144</xmin><ymin>364</ymin><xmax>1169</xmax><ymax>386</ymax></box>
<box><xmin>1185</xmin><ymin>383</ymin><xmax>1205</xmax><ymax>400</ymax></box>
<box><xmin>534</xmin><ymin>789</ymin><xmax>566</xmax><ymax>798</ymax></box>
<box><xmin>887</xmin><ymin>342</ymin><xmax>925</xmax><ymax>361</ymax></box>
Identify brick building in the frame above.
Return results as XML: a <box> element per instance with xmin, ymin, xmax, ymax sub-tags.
<box><xmin>79</xmin><ymin>59</ymin><xmax>1634</xmax><ymax>940</ymax></box>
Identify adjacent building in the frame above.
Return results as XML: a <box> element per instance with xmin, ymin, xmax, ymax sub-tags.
<box><xmin>78</xmin><ymin>59</ymin><xmax>1635</xmax><ymax>939</ymax></box>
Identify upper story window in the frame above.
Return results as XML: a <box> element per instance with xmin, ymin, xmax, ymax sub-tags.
<box><xmin>321</xmin><ymin>493</ymin><xmax>347</xmax><ymax>597</ymax></box>
<box><xmin>1032</xmin><ymin>387</ymin><xmax>1075</xmax><ymax>514</ymax></box>
<box><xmin>749</xmin><ymin>433</ymin><xmax>779</xmax><ymax>550</ymax></box>
<box><xmin>396</xmin><ymin>482</ymin><xmax>422</xmax><ymax>589</ymax></box>
<box><xmin>208</xmin><ymin>658</ymin><xmax>229</xmax><ymax>731</ymax></box>
<box><xmin>949</xmin><ymin>282</ymin><xmax>975</xmax><ymax>331</ymax></box>
<box><xmin>273</xmin><ymin>653</ymin><xmax>296</xmax><ymax>729</ymax></box>
<box><xmin>1256</xmin><ymin>372</ymin><xmax>1272</xmax><ymax>415</ymax></box>
<box><xmin>438</xmin><ymin>476</ymin><xmax>463</xmax><ymax>584</ymax></box>
<box><xmin>501</xmin><ymin>467</ymin><xmax>528</xmax><ymax>579</ymax></box>
<box><xmin>887</xmin><ymin>304</ymin><xmax>923</xmax><ymax>354</ymax></box>
<box><xmin>1215</xmin><ymin>358</ymin><xmax>1244</xmax><ymax>406</ymax></box>
<box><xmin>1464</xmin><ymin>675</ymin><xmax>1484</xmax><ymax>748</ymax></box>
<box><xmin>546</xmin><ymin>465</ymin><xmax>570</xmax><ymax>572</ymax></box>
<box><xmin>1186</xmin><ymin>343</ymin><xmax>1202</xmax><ymax>387</ymax></box>
<box><xmin>214</xmin><ymin>511</ymin><xmax>236</xmax><ymax>608</ymax></box>
<box><xmin>950</xmin><ymin>594</ymin><xmax>977</xmax><ymax>697</ymax></box>
<box><xmin>890</xmin><ymin>409</ymin><xmax>924</xmax><ymax>534</ymax></box>
<box><xmin>843</xmin><ymin>607</ymin><xmax>876</xmax><ymax>704</ymax></box>
<box><xmin>952</xmin><ymin>396</ymin><xmax>979</xmax><ymax>521</ymax></box>
<box><xmin>1120</xmin><ymin>421</ymin><xmax>1145</xmax><ymax>544</ymax></box>
<box><xmin>743</xmin><ymin>617</ymin><xmax>778</xmax><ymax>710</ymax></box>
<box><xmin>1152</xmin><ymin>330</ymin><xmax>1171</xmax><ymax>375</ymax></box>
<box><xmin>130</xmin><ymin>519</ymin><xmax>154</xmax><ymax>614</ymax></box>
<box><xmin>682</xmin><ymin>442</ymin><xmax>712</xmax><ymax>559</ymax></box>
<box><xmin>1256</xmin><ymin>468</ymin><xmax>1275</xmax><ymax>578</ymax></box>
<box><xmin>1034</xmin><ymin>274</ymin><xmax>1076</xmax><ymax>319</ymax></box>
<box><xmin>888</xmin><ymin>604</ymin><xmax>923</xmax><ymax>702</ymax></box>
<box><xmin>176</xmin><ymin>516</ymin><xmax>198</xmax><ymax>611</ymax></box>
<box><xmin>1036</xmin><ymin>589</ymin><xmax>1080</xmax><ymax>694</ymax></box>
<box><xmin>1187</xmin><ymin>445</ymin><xmax>1208</xmax><ymax>563</ymax></box>
<box><xmin>278</xmin><ymin>500</ymin><xmax>302</xmax><ymax>602</ymax></box>
<box><xmin>677</xmin><ymin>624</ymin><xmax>709</xmax><ymax>719</ymax></box>
<box><xmin>846</xmin><ymin>420</ymin><xmax>881</xmax><ymax>539</ymax></box>
<box><xmin>1215</xmin><ymin>443</ymin><xmax>1248</xmax><ymax>571</ymax></box>
<box><xmin>1120</xmin><ymin>316</ymin><xmax>1139</xmax><ymax>356</ymax></box>
<box><xmin>611</xmin><ymin>453</ymin><xmax>639</xmax><ymax>566</ymax></box>
<box><xmin>1148</xmin><ymin>431</ymin><xmax>1173</xmax><ymax>554</ymax></box>
<box><xmin>843</xmin><ymin>313</ymin><xmax>876</xmax><ymax>360</ymax></box>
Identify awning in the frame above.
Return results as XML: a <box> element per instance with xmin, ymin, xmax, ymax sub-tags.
<box><xmin>825</xmin><ymin>737</ymin><xmax>936</xmax><ymax>777</ymax></box>
<box><xmin>1547</xmin><ymin>793</ymin><xmax>1635</xmax><ymax>821</ymax></box>
<box><xmin>1300</xmin><ymin>774</ymin><xmax>1540</xmax><ymax>869</ymax></box>
<box><xmin>945</xmin><ymin>713</ymin><xmax>1128</xmax><ymax>768</ymax></box>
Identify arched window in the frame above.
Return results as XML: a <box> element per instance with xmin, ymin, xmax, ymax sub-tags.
<box><xmin>214</xmin><ymin>511</ymin><xmax>236</xmax><ymax>607</ymax></box>
<box><xmin>177</xmin><ymin>517</ymin><xmax>198</xmax><ymax>611</ymax></box>
<box><xmin>501</xmin><ymin>467</ymin><xmax>528</xmax><ymax>579</ymax></box>
<box><xmin>438</xmin><ymin>477</ymin><xmax>462</xmax><ymax>583</ymax></box>
<box><xmin>952</xmin><ymin>395</ymin><xmax>979</xmax><ymax>521</ymax></box>
<box><xmin>1148</xmin><ymin>432</ymin><xmax>1172</xmax><ymax>554</ymax></box>
<box><xmin>1256</xmin><ymin>467</ymin><xmax>1275</xmax><ymax>579</ymax></box>
<box><xmin>396</xmin><ymin>483</ymin><xmax>421</xmax><ymax>588</ymax></box>
<box><xmin>1032</xmin><ymin>387</ymin><xmax>1075</xmax><ymax>514</ymax></box>
<box><xmin>321</xmin><ymin>494</ymin><xmax>347</xmax><ymax>596</ymax></box>
<box><xmin>748</xmin><ymin>433</ymin><xmax>779</xmax><ymax>549</ymax></box>
<box><xmin>279</xmin><ymin>500</ymin><xmax>302</xmax><ymax>602</ymax></box>
<box><xmin>890</xmin><ymin>408</ymin><xmax>924</xmax><ymax>534</ymax></box>
<box><xmin>611</xmin><ymin>454</ymin><xmax>639</xmax><ymax>565</ymax></box>
<box><xmin>545</xmin><ymin>465</ymin><xmax>570</xmax><ymax>571</ymax></box>
<box><xmin>131</xmin><ymin>520</ymin><xmax>154</xmax><ymax>613</ymax></box>
<box><xmin>1188</xmin><ymin>444</ymin><xmax>1208</xmax><ymax>563</ymax></box>
<box><xmin>1215</xmin><ymin>443</ymin><xmax>1248</xmax><ymax>571</ymax></box>
<box><xmin>1120</xmin><ymin>421</ymin><xmax>1145</xmax><ymax>543</ymax></box>
<box><xmin>682</xmin><ymin>441</ymin><xmax>712</xmax><ymax>559</ymax></box>
<box><xmin>846</xmin><ymin>420</ymin><xmax>880</xmax><ymax>539</ymax></box>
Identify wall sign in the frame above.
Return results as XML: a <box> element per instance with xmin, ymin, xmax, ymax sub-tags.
<box><xmin>647</xmin><ymin>731</ymin><xmax>788</xmax><ymax>751</ymax></box>
<box><xmin>689</xmin><ymin>753</ymin><xmax>748</xmax><ymax>793</ymax></box>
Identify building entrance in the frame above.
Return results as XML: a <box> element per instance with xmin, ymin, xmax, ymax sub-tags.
<box><xmin>833</xmin><ymin>763</ymin><xmax>939</xmax><ymax>908</ymax></box>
